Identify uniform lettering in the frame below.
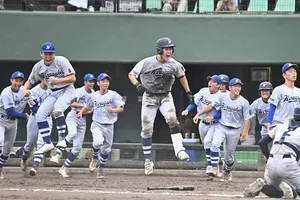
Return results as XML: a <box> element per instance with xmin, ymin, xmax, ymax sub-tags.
<box><xmin>221</xmin><ymin>102</ymin><xmax>242</xmax><ymax>112</ymax></box>
<box><xmin>94</xmin><ymin>99</ymin><xmax>113</xmax><ymax>108</ymax></box>
<box><xmin>257</xmin><ymin>108</ymin><xmax>269</xmax><ymax>115</ymax></box>
<box><xmin>39</xmin><ymin>70</ymin><xmax>65</xmax><ymax>79</ymax></box>
<box><xmin>199</xmin><ymin>95</ymin><xmax>212</xmax><ymax>105</ymax></box>
<box><xmin>282</xmin><ymin>94</ymin><xmax>300</xmax><ymax>103</ymax></box>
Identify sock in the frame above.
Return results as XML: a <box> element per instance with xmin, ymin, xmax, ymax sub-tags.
<box><xmin>55</xmin><ymin>148</ymin><xmax>63</xmax><ymax>156</ymax></box>
<box><xmin>210</xmin><ymin>151</ymin><xmax>219</xmax><ymax>168</ymax></box>
<box><xmin>92</xmin><ymin>147</ymin><xmax>99</xmax><ymax>160</ymax></box>
<box><xmin>205</xmin><ymin>148</ymin><xmax>211</xmax><ymax>166</ymax></box>
<box><xmin>99</xmin><ymin>153</ymin><xmax>109</xmax><ymax>168</ymax></box>
<box><xmin>55</xmin><ymin>116</ymin><xmax>67</xmax><ymax>138</ymax></box>
<box><xmin>37</xmin><ymin>121</ymin><xmax>51</xmax><ymax>144</ymax></box>
<box><xmin>22</xmin><ymin>148</ymin><xmax>29</xmax><ymax>160</ymax></box>
<box><xmin>0</xmin><ymin>154</ymin><xmax>9</xmax><ymax>168</ymax></box>
<box><xmin>142</xmin><ymin>138</ymin><xmax>152</xmax><ymax>160</ymax></box>
<box><xmin>63</xmin><ymin>152</ymin><xmax>77</xmax><ymax>168</ymax></box>
<box><xmin>33</xmin><ymin>154</ymin><xmax>44</xmax><ymax>167</ymax></box>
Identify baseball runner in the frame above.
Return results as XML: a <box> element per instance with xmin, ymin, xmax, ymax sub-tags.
<box><xmin>20</xmin><ymin>80</ymin><xmax>53</xmax><ymax>176</ymax></box>
<box><xmin>266</xmin><ymin>63</ymin><xmax>300</xmax><ymax>134</ymax></box>
<box><xmin>244</xmin><ymin>108</ymin><xmax>300</xmax><ymax>199</ymax></box>
<box><xmin>219</xmin><ymin>74</ymin><xmax>230</xmax><ymax>94</ymax></box>
<box><xmin>241</xmin><ymin>81</ymin><xmax>273</xmax><ymax>146</ymax></box>
<box><xmin>79</xmin><ymin>73</ymin><xmax>125</xmax><ymax>179</ymax></box>
<box><xmin>199</xmin><ymin>78</ymin><xmax>251</xmax><ymax>181</ymax></box>
<box><xmin>50</xmin><ymin>73</ymin><xmax>96</xmax><ymax>178</ymax></box>
<box><xmin>128</xmin><ymin>37</ymin><xmax>193</xmax><ymax>175</ymax></box>
<box><xmin>23</xmin><ymin>41</ymin><xmax>76</xmax><ymax>155</ymax></box>
<box><xmin>181</xmin><ymin>75</ymin><xmax>223</xmax><ymax>174</ymax></box>
<box><xmin>0</xmin><ymin>71</ymin><xmax>29</xmax><ymax>179</ymax></box>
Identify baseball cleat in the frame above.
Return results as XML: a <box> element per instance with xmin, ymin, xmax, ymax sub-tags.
<box><xmin>50</xmin><ymin>154</ymin><xmax>60</xmax><ymax>164</ymax></box>
<box><xmin>34</xmin><ymin>143</ymin><xmax>54</xmax><ymax>154</ymax></box>
<box><xmin>0</xmin><ymin>168</ymin><xmax>3</xmax><ymax>179</ymax></box>
<box><xmin>89</xmin><ymin>159</ymin><xmax>99</xmax><ymax>173</ymax></box>
<box><xmin>208</xmin><ymin>167</ymin><xmax>220</xmax><ymax>177</ymax></box>
<box><xmin>59</xmin><ymin>167</ymin><xmax>69</xmax><ymax>178</ymax></box>
<box><xmin>20</xmin><ymin>159</ymin><xmax>28</xmax><ymax>172</ymax></box>
<box><xmin>56</xmin><ymin>139</ymin><xmax>67</xmax><ymax>148</ymax></box>
<box><xmin>29</xmin><ymin>167</ymin><xmax>37</xmax><ymax>176</ymax></box>
<box><xmin>177</xmin><ymin>150</ymin><xmax>190</xmax><ymax>161</ymax></box>
<box><xmin>206</xmin><ymin>166</ymin><xmax>213</xmax><ymax>174</ymax></box>
<box><xmin>220</xmin><ymin>171</ymin><xmax>233</xmax><ymax>181</ymax></box>
<box><xmin>280</xmin><ymin>182</ymin><xmax>297</xmax><ymax>199</ymax></box>
<box><xmin>96</xmin><ymin>168</ymin><xmax>104</xmax><ymax>179</ymax></box>
<box><xmin>144</xmin><ymin>159</ymin><xmax>154</xmax><ymax>176</ymax></box>
<box><xmin>244</xmin><ymin>178</ymin><xmax>266</xmax><ymax>197</ymax></box>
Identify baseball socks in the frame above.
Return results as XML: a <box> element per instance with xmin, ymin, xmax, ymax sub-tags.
<box><xmin>35</xmin><ymin>121</ymin><xmax>54</xmax><ymax>154</ymax></box>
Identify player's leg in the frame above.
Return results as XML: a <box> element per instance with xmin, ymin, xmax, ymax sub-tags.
<box><xmin>54</xmin><ymin>86</ymin><xmax>76</xmax><ymax>148</ymax></box>
<box><xmin>140</xmin><ymin>93</ymin><xmax>159</xmax><ymax>175</ymax></box>
<box><xmin>202</xmin><ymin>124</ymin><xmax>215</xmax><ymax>174</ymax></box>
<box><xmin>0</xmin><ymin>129</ymin><xmax>3</xmax><ymax>155</ymax></box>
<box><xmin>279</xmin><ymin>159</ymin><xmax>300</xmax><ymax>198</ymax></box>
<box><xmin>0</xmin><ymin>125</ymin><xmax>6</xmax><ymax>179</ymax></box>
<box><xmin>0</xmin><ymin>121</ymin><xmax>17</xmax><ymax>179</ymax></box>
<box><xmin>220</xmin><ymin>128</ymin><xmax>241</xmax><ymax>181</ymax></box>
<box><xmin>97</xmin><ymin>124</ymin><xmax>114</xmax><ymax>179</ymax></box>
<box><xmin>35</xmin><ymin>94</ymin><xmax>57</xmax><ymax>154</ymax></box>
<box><xmin>209</xmin><ymin>124</ymin><xmax>226</xmax><ymax>176</ymax></box>
<box><xmin>159</xmin><ymin>93</ymin><xmax>189</xmax><ymax>161</ymax></box>
<box><xmin>89</xmin><ymin>122</ymin><xmax>105</xmax><ymax>172</ymax></box>
<box><xmin>59</xmin><ymin>124</ymin><xmax>86</xmax><ymax>178</ymax></box>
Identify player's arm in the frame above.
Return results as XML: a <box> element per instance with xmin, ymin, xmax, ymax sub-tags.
<box><xmin>227</xmin><ymin>0</ymin><xmax>238</xmax><ymax>11</ymax></box>
<box><xmin>50</xmin><ymin>74</ymin><xmax>76</xmax><ymax>85</ymax></box>
<box><xmin>77</xmin><ymin>95</ymin><xmax>93</xmax><ymax>118</ymax></box>
<box><xmin>107</xmin><ymin>92</ymin><xmax>125</xmax><ymax>113</ymax></box>
<box><xmin>53</xmin><ymin>56</ymin><xmax>76</xmax><ymax>84</ymax></box>
<box><xmin>3</xmin><ymin>92</ymin><xmax>28</xmax><ymax>120</ymax></box>
<box><xmin>258</xmin><ymin>134</ymin><xmax>273</xmax><ymax>160</ymax></box>
<box><xmin>128</xmin><ymin>59</ymin><xmax>146</xmax><ymax>93</ymax></box>
<box><xmin>175</xmin><ymin>63</ymin><xmax>193</xmax><ymax>104</ymax></box>
<box><xmin>240</xmin><ymin>101</ymin><xmax>251</xmax><ymax>141</ymax></box>
<box><xmin>266</xmin><ymin>88</ymin><xmax>279</xmax><ymax>131</ymax></box>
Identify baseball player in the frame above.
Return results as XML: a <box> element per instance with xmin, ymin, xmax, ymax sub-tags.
<box><xmin>219</xmin><ymin>74</ymin><xmax>230</xmax><ymax>94</ymax></box>
<box><xmin>20</xmin><ymin>79</ymin><xmax>53</xmax><ymax>176</ymax></box>
<box><xmin>197</xmin><ymin>78</ymin><xmax>251</xmax><ymax>180</ymax></box>
<box><xmin>128</xmin><ymin>37</ymin><xmax>193</xmax><ymax>176</ymax></box>
<box><xmin>50</xmin><ymin>73</ymin><xmax>96</xmax><ymax>178</ymax></box>
<box><xmin>181</xmin><ymin>75</ymin><xmax>223</xmax><ymax>174</ymax></box>
<box><xmin>23</xmin><ymin>41</ymin><xmax>76</xmax><ymax>155</ymax></box>
<box><xmin>0</xmin><ymin>71</ymin><xmax>29</xmax><ymax>179</ymax></box>
<box><xmin>79</xmin><ymin>73</ymin><xmax>125</xmax><ymax>179</ymax></box>
<box><xmin>244</xmin><ymin>108</ymin><xmax>300</xmax><ymax>199</ymax></box>
<box><xmin>266</xmin><ymin>63</ymin><xmax>300</xmax><ymax>134</ymax></box>
<box><xmin>241</xmin><ymin>81</ymin><xmax>273</xmax><ymax>146</ymax></box>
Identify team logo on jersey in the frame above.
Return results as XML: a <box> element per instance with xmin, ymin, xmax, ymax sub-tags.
<box><xmin>257</xmin><ymin>108</ymin><xmax>269</xmax><ymax>115</ymax></box>
<box><xmin>150</xmin><ymin>68</ymin><xmax>175</xmax><ymax>81</ymax></box>
<box><xmin>41</xmin><ymin>70</ymin><xmax>65</xmax><ymax>79</ymax></box>
<box><xmin>94</xmin><ymin>99</ymin><xmax>113</xmax><ymax>108</ymax></box>
<box><xmin>282</xmin><ymin>95</ymin><xmax>300</xmax><ymax>103</ymax></box>
<box><xmin>199</xmin><ymin>95</ymin><xmax>212</xmax><ymax>105</ymax></box>
<box><xmin>221</xmin><ymin>102</ymin><xmax>242</xmax><ymax>112</ymax></box>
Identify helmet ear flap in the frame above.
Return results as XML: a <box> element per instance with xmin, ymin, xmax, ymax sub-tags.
<box><xmin>157</xmin><ymin>47</ymin><xmax>163</xmax><ymax>55</ymax></box>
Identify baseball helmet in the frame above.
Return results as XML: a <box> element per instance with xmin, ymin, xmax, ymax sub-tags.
<box><xmin>259</xmin><ymin>81</ymin><xmax>273</xmax><ymax>91</ymax></box>
<box><xmin>219</xmin><ymin>74</ymin><xmax>230</xmax><ymax>84</ymax></box>
<box><xmin>156</xmin><ymin>37</ymin><xmax>176</xmax><ymax>55</ymax></box>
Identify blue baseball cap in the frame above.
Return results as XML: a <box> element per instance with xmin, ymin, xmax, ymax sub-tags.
<box><xmin>11</xmin><ymin>71</ymin><xmax>25</xmax><ymax>79</ymax></box>
<box><xmin>97</xmin><ymin>73</ymin><xmax>111</xmax><ymax>81</ymax></box>
<box><xmin>207</xmin><ymin>75</ymin><xmax>222</xmax><ymax>84</ymax></box>
<box><xmin>282</xmin><ymin>63</ymin><xmax>298</xmax><ymax>73</ymax></box>
<box><xmin>228</xmin><ymin>78</ymin><xmax>243</xmax><ymax>86</ymax></box>
<box><xmin>84</xmin><ymin>73</ymin><xmax>96</xmax><ymax>81</ymax></box>
<box><xmin>41</xmin><ymin>42</ymin><xmax>56</xmax><ymax>53</ymax></box>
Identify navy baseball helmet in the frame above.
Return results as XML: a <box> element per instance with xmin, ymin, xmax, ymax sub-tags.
<box><xmin>219</xmin><ymin>74</ymin><xmax>230</xmax><ymax>84</ymax></box>
<box><xmin>84</xmin><ymin>73</ymin><xmax>96</xmax><ymax>82</ymax></box>
<box><xmin>156</xmin><ymin>37</ymin><xmax>175</xmax><ymax>55</ymax></box>
<box><xmin>41</xmin><ymin>42</ymin><xmax>56</xmax><ymax>53</ymax></box>
<box><xmin>228</xmin><ymin>78</ymin><xmax>243</xmax><ymax>86</ymax></box>
<box><xmin>258</xmin><ymin>81</ymin><xmax>273</xmax><ymax>91</ymax></box>
<box><xmin>97</xmin><ymin>73</ymin><xmax>111</xmax><ymax>81</ymax></box>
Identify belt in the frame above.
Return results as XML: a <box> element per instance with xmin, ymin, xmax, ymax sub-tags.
<box><xmin>202</xmin><ymin>120</ymin><xmax>217</xmax><ymax>125</ymax></box>
<box><xmin>101</xmin><ymin>123</ymin><xmax>112</xmax><ymax>125</ymax></box>
<box><xmin>50</xmin><ymin>86</ymin><xmax>67</xmax><ymax>92</ymax></box>
<box><xmin>270</xmin><ymin>154</ymin><xmax>292</xmax><ymax>159</ymax></box>
<box><xmin>146</xmin><ymin>91</ymin><xmax>169</xmax><ymax>96</ymax></box>
<box><xmin>1</xmin><ymin>115</ymin><xmax>15</xmax><ymax>120</ymax></box>
<box><xmin>224</xmin><ymin>125</ymin><xmax>238</xmax><ymax>129</ymax></box>
<box><xmin>31</xmin><ymin>112</ymin><xmax>36</xmax><ymax>116</ymax></box>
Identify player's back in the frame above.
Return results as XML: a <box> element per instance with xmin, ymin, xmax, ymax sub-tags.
<box><xmin>0</xmin><ymin>86</ymin><xmax>28</xmax><ymax>115</ymax></box>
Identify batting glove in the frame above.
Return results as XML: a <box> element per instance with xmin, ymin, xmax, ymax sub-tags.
<box><xmin>186</xmin><ymin>91</ymin><xmax>194</xmax><ymax>104</ymax></box>
<box><xmin>135</xmin><ymin>82</ymin><xmax>146</xmax><ymax>93</ymax></box>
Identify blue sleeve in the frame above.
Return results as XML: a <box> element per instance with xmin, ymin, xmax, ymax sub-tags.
<box><xmin>267</xmin><ymin>104</ymin><xmax>276</xmax><ymax>123</ymax></box>
<box><xmin>213</xmin><ymin>110</ymin><xmax>221</xmax><ymax>120</ymax></box>
<box><xmin>258</xmin><ymin>134</ymin><xmax>273</xmax><ymax>160</ymax></box>
<box><xmin>31</xmin><ymin>106</ymin><xmax>39</xmax><ymax>113</ymax></box>
<box><xmin>5</xmin><ymin>107</ymin><xmax>26</xmax><ymax>119</ymax></box>
<box><xmin>186</xmin><ymin>104</ymin><xmax>196</xmax><ymax>112</ymax></box>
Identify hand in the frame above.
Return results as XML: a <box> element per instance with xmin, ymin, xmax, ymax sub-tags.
<box><xmin>107</xmin><ymin>108</ymin><xmax>115</xmax><ymax>113</ymax></box>
<box><xmin>77</xmin><ymin>112</ymin><xmax>83</xmax><ymax>118</ymax></box>
<box><xmin>181</xmin><ymin>110</ymin><xmax>189</xmax><ymax>116</ymax></box>
<box><xmin>193</xmin><ymin>115</ymin><xmax>200</xmax><ymax>124</ymax></box>
<box><xmin>24</xmin><ymin>89</ymin><xmax>30</xmax><ymax>97</ymax></box>
<box><xmin>25</xmin><ymin>113</ymin><xmax>29</xmax><ymax>121</ymax></box>
<box><xmin>186</xmin><ymin>91</ymin><xmax>194</xmax><ymax>104</ymax></box>
<box><xmin>49</xmin><ymin>76</ymin><xmax>59</xmax><ymax>85</ymax></box>
<box><xmin>240</xmin><ymin>132</ymin><xmax>248</xmax><ymax>142</ymax></box>
<box><xmin>266</xmin><ymin>123</ymin><xmax>271</xmax><ymax>132</ymax></box>
<box><xmin>204</xmin><ymin>116</ymin><xmax>214</xmax><ymax>124</ymax></box>
<box><xmin>135</xmin><ymin>82</ymin><xmax>146</xmax><ymax>93</ymax></box>
<box><xmin>28</xmin><ymin>99</ymin><xmax>36</xmax><ymax>106</ymax></box>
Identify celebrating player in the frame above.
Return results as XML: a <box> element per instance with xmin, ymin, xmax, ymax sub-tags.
<box><xmin>23</xmin><ymin>41</ymin><xmax>76</xmax><ymax>154</ymax></box>
<box><xmin>20</xmin><ymin>80</ymin><xmax>52</xmax><ymax>176</ymax></box>
<box><xmin>50</xmin><ymin>73</ymin><xmax>96</xmax><ymax>178</ymax></box>
<box><xmin>182</xmin><ymin>75</ymin><xmax>223</xmax><ymax>174</ymax></box>
<box><xmin>0</xmin><ymin>71</ymin><xmax>29</xmax><ymax>179</ymax></box>
<box><xmin>79</xmin><ymin>73</ymin><xmax>125</xmax><ymax>179</ymax></box>
<box><xmin>128</xmin><ymin>37</ymin><xmax>193</xmax><ymax>176</ymax></box>
<box><xmin>219</xmin><ymin>74</ymin><xmax>230</xmax><ymax>94</ymax></box>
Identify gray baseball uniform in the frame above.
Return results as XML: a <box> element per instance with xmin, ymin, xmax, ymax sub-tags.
<box><xmin>85</xmin><ymin>90</ymin><xmax>125</xmax><ymax>155</ymax></box>
<box><xmin>210</xmin><ymin>93</ymin><xmax>251</xmax><ymax>171</ymax></box>
<box><xmin>266</xmin><ymin>122</ymin><xmax>300</xmax><ymax>191</ymax></box>
<box><xmin>0</xmin><ymin>86</ymin><xmax>28</xmax><ymax>167</ymax></box>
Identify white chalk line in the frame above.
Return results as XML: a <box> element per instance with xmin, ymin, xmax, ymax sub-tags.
<box><xmin>1</xmin><ymin>188</ymin><xmax>247</xmax><ymax>198</ymax></box>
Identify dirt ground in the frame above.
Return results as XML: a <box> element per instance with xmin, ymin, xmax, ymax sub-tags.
<box><xmin>0</xmin><ymin>167</ymin><xmax>289</xmax><ymax>200</ymax></box>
